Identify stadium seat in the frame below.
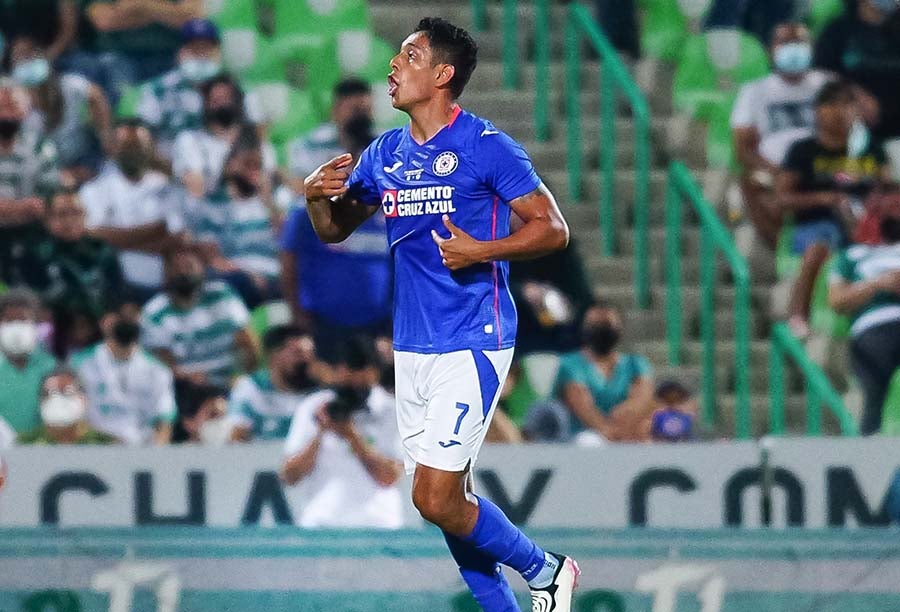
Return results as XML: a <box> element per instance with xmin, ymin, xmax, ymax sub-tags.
<box><xmin>775</xmin><ymin>223</ymin><xmax>801</xmax><ymax>279</ymax></box>
<box><xmin>809</xmin><ymin>0</ymin><xmax>844</xmax><ymax>36</ymax></box>
<box><xmin>272</xmin><ymin>34</ymin><xmax>341</xmax><ymax>117</ymax></box>
<box><xmin>209</xmin><ymin>0</ymin><xmax>258</xmax><ymax>31</ymax></box>
<box><xmin>250</xmin><ymin>301</ymin><xmax>292</xmax><ymax>342</ymax></box>
<box><xmin>640</xmin><ymin>0</ymin><xmax>688</xmax><ymax>63</ymax></box>
<box><xmin>115</xmin><ymin>85</ymin><xmax>142</xmax><ymax>119</ymax></box>
<box><xmin>881</xmin><ymin>369</ymin><xmax>900</xmax><ymax>435</ymax></box>
<box><xmin>221</xmin><ymin>28</ymin><xmax>260</xmax><ymax>74</ymax></box>
<box><xmin>704</xmin><ymin>94</ymin><xmax>737</xmax><ymax>168</ymax></box>
<box><xmin>809</xmin><ymin>257</ymin><xmax>850</xmax><ymax>339</ymax></box>
<box><xmin>237</xmin><ymin>35</ymin><xmax>285</xmax><ymax>84</ymax></box>
<box><xmin>521</xmin><ymin>352</ymin><xmax>562</xmax><ymax>399</ymax></box>
<box><xmin>272</xmin><ymin>0</ymin><xmax>369</xmax><ymax>39</ymax></box>
<box><xmin>251</xmin><ymin>84</ymin><xmax>320</xmax><ymax>146</ymax></box>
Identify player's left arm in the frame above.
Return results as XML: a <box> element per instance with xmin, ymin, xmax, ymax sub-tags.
<box><xmin>432</xmin><ymin>183</ymin><xmax>569</xmax><ymax>270</ymax></box>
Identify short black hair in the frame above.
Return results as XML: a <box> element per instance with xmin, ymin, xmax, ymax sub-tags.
<box><xmin>201</xmin><ymin>74</ymin><xmax>245</xmax><ymax>108</ymax></box>
<box><xmin>174</xmin><ymin>380</ymin><xmax>227</xmax><ymax>420</ymax></box>
<box><xmin>40</xmin><ymin>366</ymin><xmax>82</xmax><ymax>394</ymax></box>
<box><xmin>816</xmin><ymin>80</ymin><xmax>854</xmax><ymax>107</ymax></box>
<box><xmin>334</xmin><ymin>77</ymin><xmax>371</xmax><ymax>100</ymax></box>
<box><xmin>415</xmin><ymin>17</ymin><xmax>478</xmax><ymax>99</ymax></box>
<box><xmin>263</xmin><ymin>324</ymin><xmax>309</xmax><ymax>353</ymax></box>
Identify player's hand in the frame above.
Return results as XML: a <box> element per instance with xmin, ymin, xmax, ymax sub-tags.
<box><xmin>431</xmin><ymin>215</ymin><xmax>486</xmax><ymax>271</ymax></box>
<box><xmin>304</xmin><ymin>153</ymin><xmax>354</xmax><ymax>202</ymax></box>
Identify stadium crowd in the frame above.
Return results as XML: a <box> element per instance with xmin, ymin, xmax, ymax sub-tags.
<box><xmin>0</xmin><ymin>0</ymin><xmax>696</xmax><ymax>456</ymax></box>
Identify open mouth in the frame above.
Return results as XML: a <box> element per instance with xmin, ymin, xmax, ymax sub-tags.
<box><xmin>387</xmin><ymin>75</ymin><xmax>399</xmax><ymax>97</ymax></box>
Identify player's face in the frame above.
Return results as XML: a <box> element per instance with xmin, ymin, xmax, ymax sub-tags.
<box><xmin>388</xmin><ymin>32</ymin><xmax>448</xmax><ymax>111</ymax></box>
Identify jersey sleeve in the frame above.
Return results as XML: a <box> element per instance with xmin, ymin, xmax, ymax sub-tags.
<box><xmin>553</xmin><ymin>353</ymin><xmax>585</xmax><ymax>393</ymax></box>
<box><xmin>227</xmin><ymin>376</ymin><xmax>255</xmax><ymax>428</ymax></box>
<box><xmin>78</xmin><ymin>181</ymin><xmax>107</xmax><ymax>229</ymax></box>
<box><xmin>150</xmin><ymin>364</ymin><xmax>177</xmax><ymax>425</ymax></box>
<box><xmin>347</xmin><ymin>141</ymin><xmax>382</xmax><ymax>206</ymax></box>
<box><xmin>730</xmin><ymin>82</ymin><xmax>756</xmax><ymax>129</ymax></box>
<box><xmin>631</xmin><ymin>354</ymin><xmax>653</xmax><ymax>378</ymax></box>
<box><xmin>477</xmin><ymin>130</ymin><xmax>541</xmax><ymax>202</ymax></box>
<box><xmin>172</xmin><ymin>131</ymin><xmax>203</xmax><ymax>178</ymax></box>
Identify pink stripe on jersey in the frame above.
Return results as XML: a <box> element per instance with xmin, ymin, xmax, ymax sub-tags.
<box><xmin>491</xmin><ymin>197</ymin><xmax>501</xmax><ymax>349</ymax></box>
<box><xmin>448</xmin><ymin>105</ymin><xmax>463</xmax><ymax>128</ymax></box>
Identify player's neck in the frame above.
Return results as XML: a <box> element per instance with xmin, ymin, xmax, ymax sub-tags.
<box><xmin>408</xmin><ymin>99</ymin><xmax>459</xmax><ymax>145</ymax></box>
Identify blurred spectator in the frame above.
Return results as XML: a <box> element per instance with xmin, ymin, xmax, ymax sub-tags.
<box><xmin>0</xmin><ymin>288</ymin><xmax>57</xmax><ymax>434</ymax></box>
<box><xmin>172</xmin><ymin>75</ymin><xmax>276</xmax><ymax>198</ymax></box>
<box><xmin>171</xmin><ymin>380</ymin><xmax>229</xmax><ymax>444</ymax></box>
<box><xmin>280</xmin><ymin>202</ymin><xmax>390</xmax><ymax>361</ymax></box>
<box><xmin>484</xmin><ymin>367</ymin><xmax>524</xmax><ymax>444</ymax></box>
<box><xmin>79</xmin><ymin>118</ymin><xmax>177</xmax><ymax>302</ymax></box>
<box><xmin>286</xmin><ymin>78</ymin><xmax>374</xmax><ymax>198</ymax></box>
<box><xmin>521</xmin><ymin>399</ymin><xmax>573</xmax><ymax>443</ymax></box>
<box><xmin>0</xmin><ymin>0</ymin><xmax>78</xmax><ymax>64</ymax></box>
<box><xmin>510</xmin><ymin>237</ymin><xmax>593</xmax><ymax>353</ymax></box>
<box><xmin>187</xmin><ymin>125</ymin><xmax>281</xmax><ymax>308</ymax></box>
<box><xmin>814</xmin><ymin>0</ymin><xmax>900</xmax><ymax>140</ymax></box>
<box><xmin>776</xmin><ymin>81</ymin><xmax>890</xmax><ymax>336</ymax></box>
<box><xmin>229</xmin><ymin>325</ymin><xmax>320</xmax><ymax>442</ymax></box>
<box><xmin>595</xmin><ymin>0</ymin><xmax>639</xmax><ymax>59</ymax></box>
<box><xmin>641</xmin><ymin>380</ymin><xmax>698</xmax><ymax>443</ymax></box>
<box><xmin>280</xmin><ymin>337</ymin><xmax>403</xmax><ymax>528</ymax></box>
<box><xmin>80</xmin><ymin>0</ymin><xmax>204</xmax><ymax>103</ymax></box>
<box><xmin>553</xmin><ymin>302</ymin><xmax>655</xmax><ymax>442</ymax></box>
<box><xmin>141</xmin><ymin>243</ymin><xmax>260</xmax><ymax>386</ymax></box>
<box><xmin>0</xmin><ymin>79</ymin><xmax>59</xmax><ymax>227</ymax></box>
<box><xmin>704</xmin><ymin>0</ymin><xmax>797</xmax><ymax>45</ymax></box>
<box><xmin>0</xmin><ymin>416</ymin><xmax>14</xmax><ymax>449</ymax></box>
<box><xmin>732</xmin><ymin>23</ymin><xmax>831</xmax><ymax>248</ymax></box>
<box><xmin>18</xmin><ymin>367</ymin><xmax>116</xmax><ymax>444</ymax></box>
<box><xmin>10</xmin><ymin>33</ymin><xmax>113</xmax><ymax>180</ymax></box>
<box><xmin>829</xmin><ymin>195</ymin><xmax>900</xmax><ymax>434</ymax></box>
<box><xmin>73</xmin><ymin>301</ymin><xmax>175</xmax><ymax>445</ymax></box>
<box><xmin>137</xmin><ymin>18</ymin><xmax>265</xmax><ymax>160</ymax></box>
<box><xmin>16</xmin><ymin>189</ymin><xmax>122</xmax><ymax>356</ymax></box>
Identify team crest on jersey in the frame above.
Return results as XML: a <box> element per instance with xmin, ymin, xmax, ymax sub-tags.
<box><xmin>433</xmin><ymin>151</ymin><xmax>458</xmax><ymax>177</ymax></box>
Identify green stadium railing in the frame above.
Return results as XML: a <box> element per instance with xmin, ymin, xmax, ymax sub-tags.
<box><xmin>565</xmin><ymin>3</ymin><xmax>650</xmax><ymax>308</ymax></box>
<box><xmin>769</xmin><ymin>322</ymin><xmax>858</xmax><ymax>436</ymax></box>
<box><xmin>665</xmin><ymin>162</ymin><xmax>751</xmax><ymax>439</ymax></box>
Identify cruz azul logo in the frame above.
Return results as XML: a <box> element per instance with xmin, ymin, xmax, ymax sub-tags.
<box><xmin>381</xmin><ymin>186</ymin><xmax>457</xmax><ymax>218</ymax></box>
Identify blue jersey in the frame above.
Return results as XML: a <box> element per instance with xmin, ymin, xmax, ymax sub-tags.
<box><xmin>348</xmin><ymin>107</ymin><xmax>541</xmax><ymax>353</ymax></box>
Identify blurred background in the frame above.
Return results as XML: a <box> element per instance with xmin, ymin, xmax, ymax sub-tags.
<box><xmin>0</xmin><ymin>0</ymin><xmax>900</xmax><ymax>610</ymax></box>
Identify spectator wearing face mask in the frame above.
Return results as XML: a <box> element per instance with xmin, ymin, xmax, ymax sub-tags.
<box><xmin>281</xmin><ymin>337</ymin><xmax>403</xmax><ymax>528</ymax></box>
<box><xmin>18</xmin><ymin>367</ymin><xmax>116</xmax><ymax>444</ymax></box>
<box><xmin>185</xmin><ymin>125</ymin><xmax>282</xmax><ymax>308</ymax></box>
<box><xmin>9</xmin><ymin>33</ymin><xmax>113</xmax><ymax>181</ymax></box>
<box><xmin>732</xmin><ymin>23</ymin><xmax>832</xmax><ymax>248</ymax></box>
<box><xmin>141</xmin><ymin>243</ymin><xmax>260</xmax><ymax>387</ymax></box>
<box><xmin>829</xmin><ymin>192</ymin><xmax>900</xmax><ymax>434</ymax></box>
<box><xmin>776</xmin><ymin>81</ymin><xmax>891</xmax><ymax>337</ymax></box>
<box><xmin>15</xmin><ymin>189</ymin><xmax>122</xmax><ymax>356</ymax></box>
<box><xmin>137</xmin><ymin>19</ymin><xmax>265</xmax><ymax>160</ymax></box>
<box><xmin>553</xmin><ymin>302</ymin><xmax>655</xmax><ymax>442</ymax></box>
<box><xmin>172</xmin><ymin>75</ymin><xmax>276</xmax><ymax>199</ymax></box>
<box><xmin>72</xmin><ymin>302</ymin><xmax>175</xmax><ymax>445</ymax></box>
<box><xmin>0</xmin><ymin>288</ymin><xmax>57</xmax><ymax>435</ymax></box>
<box><xmin>171</xmin><ymin>380</ymin><xmax>230</xmax><ymax>444</ymax></box>
<box><xmin>285</xmin><ymin>78</ymin><xmax>375</xmax><ymax>201</ymax></box>
<box><xmin>816</xmin><ymin>0</ymin><xmax>900</xmax><ymax>142</ymax></box>
<box><xmin>79</xmin><ymin>119</ymin><xmax>181</xmax><ymax>302</ymax></box>
<box><xmin>229</xmin><ymin>325</ymin><xmax>321</xmax><ymax>442</ymax></box>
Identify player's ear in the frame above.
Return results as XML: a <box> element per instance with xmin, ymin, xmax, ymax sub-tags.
<box><xmin>435</xmin><ymin>63</ymin><xmax>456</xmax><ymax>89</ymax></box>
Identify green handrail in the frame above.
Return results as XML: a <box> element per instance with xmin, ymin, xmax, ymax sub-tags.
<box><xmin>565</xmin><ymin>3</ymin><xmax>650</xmax><ymax>308</ymax></box>
<box><xmin>665</xmin><ymin>162</ymin><xmax>751</xmax><ymax>439</ymax></box>
<box><xmin>533</xmin><ymin>0</ymin><xmax>550</xmax><ymax>141</ymax></box>
<box><xmin>769</xmin><ymin>322</ymin><xmax>858</xmax><ymax>436</ymax></box>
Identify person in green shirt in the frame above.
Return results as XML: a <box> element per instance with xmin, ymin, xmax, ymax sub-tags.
<box><xmin>18</xmin><ymin>366</ymin><xmax>116</xmax><ymax>444</ymax></box>
<box><xmin>0</xmin><ymin>288</ymin><xmax>57</xmax><ymax>433</ymax></box>
<box><xmin>20</xmin><ymin>189</ymin><xmax>123</xmax><ymax>355</ymax></box>
<box><xmin>553</xmin><ymin>302</ymin><xmax>655</xmax><ymax>442</ymax></box>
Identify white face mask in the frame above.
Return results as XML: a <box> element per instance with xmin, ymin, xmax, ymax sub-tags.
<box><xmin>0</xmin><ymin>321</ymin><xmax>38</xmax><ymax>357</ymax></box>
<box><xmin>40</xmin><ymin>393</ymin><xmax>86</xmax><ymax>428</ymax></box>
<box><xmin>180</xmin><ymin>58</ymin><xmax>222</xmax><ymax>83</ymax></box>
<box><xmin>199</xmin><ymin>416</ymin><xmax>232</xmax><ymax>446</ymax></box>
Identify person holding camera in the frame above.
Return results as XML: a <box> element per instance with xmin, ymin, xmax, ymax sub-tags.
<box><xmin>280</xmin><ymin>337</ymin><xmax>404</xmax><ymax>528</ymax></box>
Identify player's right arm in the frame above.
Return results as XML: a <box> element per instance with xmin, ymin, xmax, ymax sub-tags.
<box><xmin>304</xmin><ymin>153</ymin><xmax>379</xmax><ymax>243</ymax></box>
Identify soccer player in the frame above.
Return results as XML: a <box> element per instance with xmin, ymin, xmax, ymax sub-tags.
<box><xmin>304</xmin><ymin>18</ymin><xmax>578</xmax><ymax>612</ymax></box>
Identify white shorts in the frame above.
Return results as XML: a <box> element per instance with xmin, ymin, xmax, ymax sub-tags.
<box><xmin>394</xmin><ymin>348</ymin><xmax>514</xmax><ymax>474</ymax></box>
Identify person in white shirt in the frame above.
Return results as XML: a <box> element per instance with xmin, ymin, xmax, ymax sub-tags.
<box><xmin>281</xmin><ymin>337</ymin><xmax>404</xmax><ymax>529</ymax></box>
<box><xmin>79</xmin><ymin>119</ymin><xmax>180</xmax><ymax>301</ymax></box>
<box><xmin>731</xmin><ymin>22</ymin><xmax>832</xmax><ymax>248</ymax></box>
<box><xmin>172</xmin><ymin>75</ymin><xmax>276</xmax><ymax>199</ymax></box>
<box><xmin>73</xmin><ymin>302</ymin><xmax>176</xmax><ymax>445</ymax></box>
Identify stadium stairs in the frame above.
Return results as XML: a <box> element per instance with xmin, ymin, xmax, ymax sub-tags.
<box><xmin>369</xmin><ymin>0</ymin><xmax>818</xmax><ymax>437</ymax></box>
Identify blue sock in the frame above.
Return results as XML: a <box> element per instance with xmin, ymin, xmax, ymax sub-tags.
<box><xmin>462</xmin><ymin>495</ymin><xmax>546</xmax><ymax>582</ymax></box>
<box><xmin>444</xmin><ymin>531</ymin><xmax>520</xmax><ymax>612</ymax></box>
